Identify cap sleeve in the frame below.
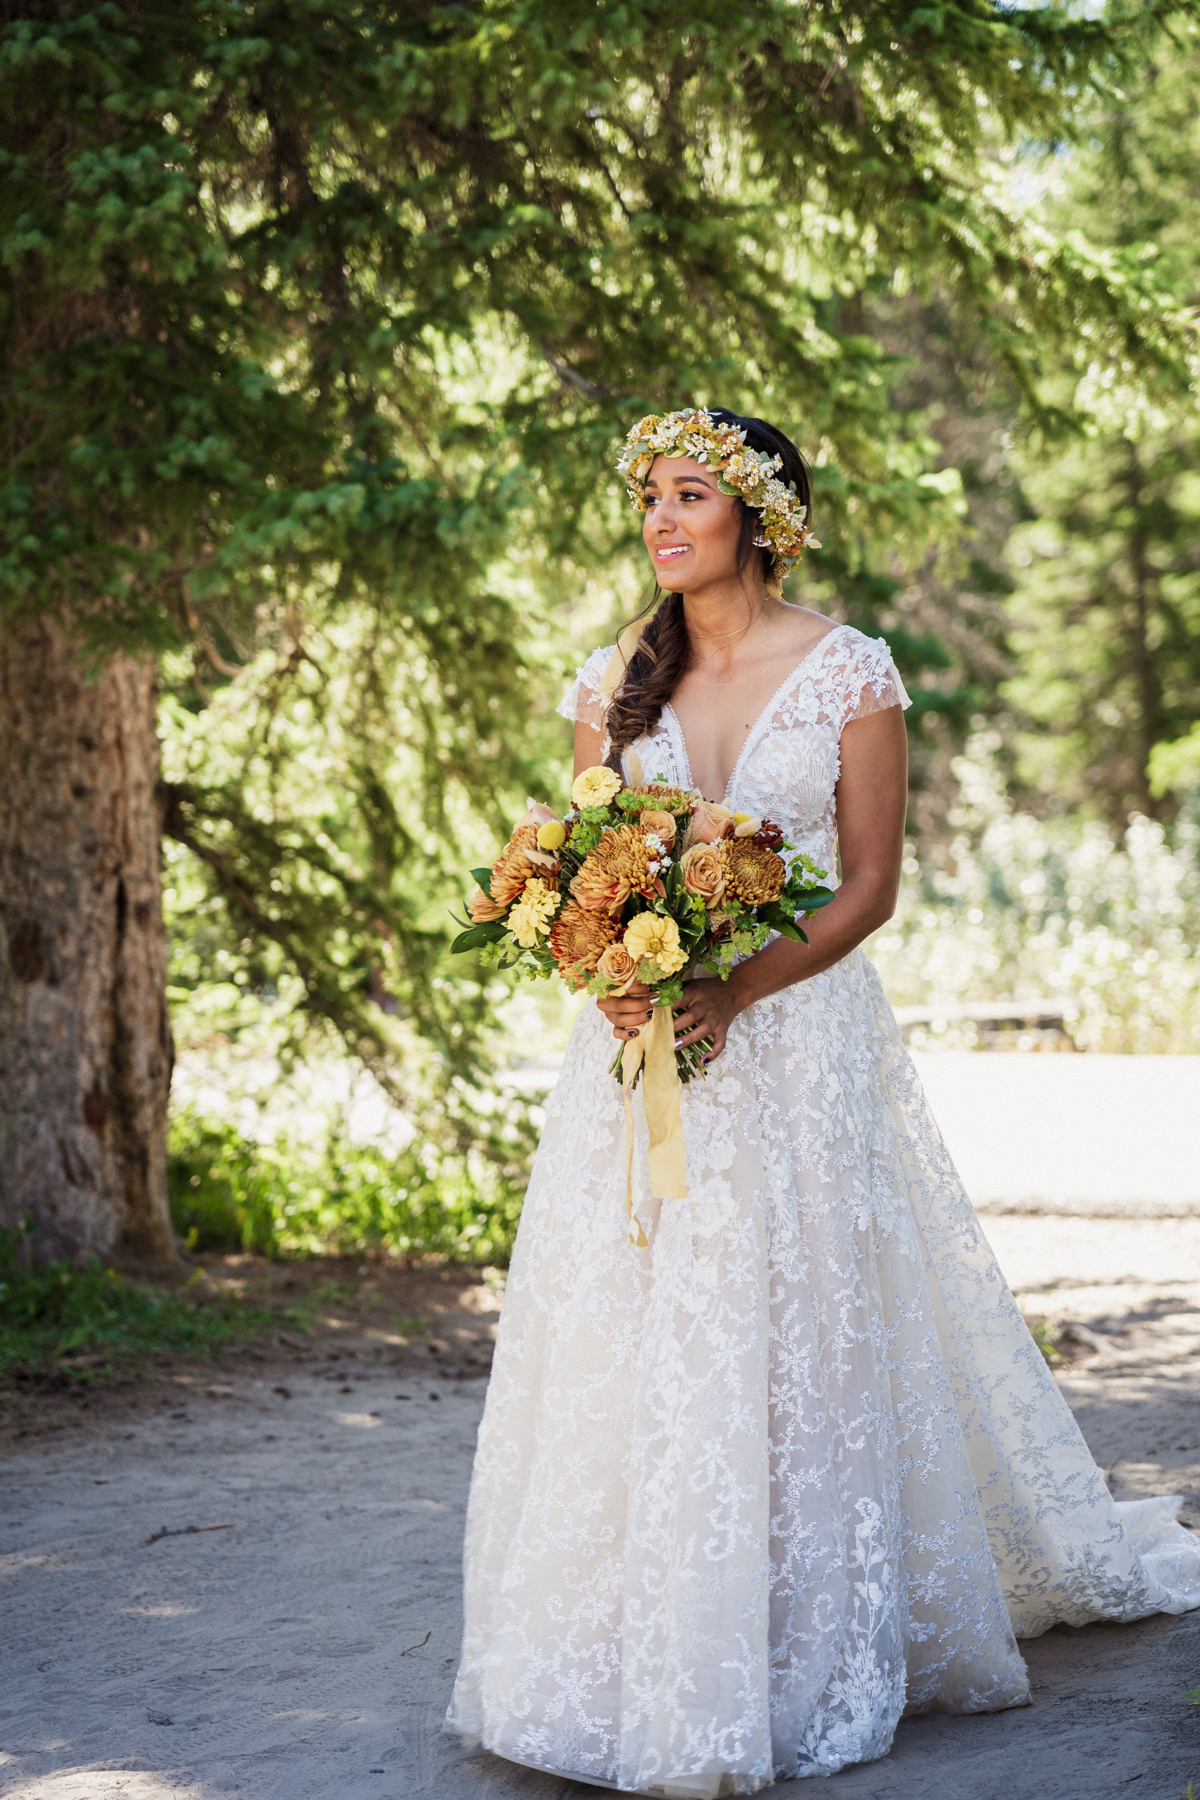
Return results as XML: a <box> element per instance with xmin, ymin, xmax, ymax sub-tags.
<box><xmin>839</xmin><ymin>634</ymin><xmax>911</xmax><ymax>732</ymax></box>
<box><xmin>557</xmin><ymin>644</ymin><xmax>615</xmax><ymax>734</ymax></box>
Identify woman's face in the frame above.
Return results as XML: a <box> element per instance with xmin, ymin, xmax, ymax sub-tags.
<box><xmin>641</xmin><ymin>455</ymin><xmax>744</xmax><ymax>592</ymax></box>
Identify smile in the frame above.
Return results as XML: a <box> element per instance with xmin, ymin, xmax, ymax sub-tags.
<box><xmin>655</xmin><ymin>545</ymin><xmax>690</xmax><ymax>559</ymax></box>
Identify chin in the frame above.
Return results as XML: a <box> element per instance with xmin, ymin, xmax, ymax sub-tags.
<box><xmin>652</xmin><ymin>563</ymin><xmax>701</xmax><ymax>590</ymax></box>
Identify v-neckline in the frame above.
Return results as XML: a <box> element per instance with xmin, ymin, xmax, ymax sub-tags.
<box><xmin>662</xmin><ymin>623</ymin><xmax>847</xmax><ymax>804</ymax></box>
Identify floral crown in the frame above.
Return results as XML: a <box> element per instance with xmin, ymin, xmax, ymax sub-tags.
<box><xmin>616</xmin><ymin>407</ymin><xmax>819</xmax><ymax>579</ymax></box>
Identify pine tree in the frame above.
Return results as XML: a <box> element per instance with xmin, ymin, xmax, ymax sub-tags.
<box><xmin>0</xmin><ymin>0</ymin><xmax>1185</xmax><ymax>1259</ymax></box>
<box><xmin>1004</xmin><ymin>27</ymin><xmax>1200</xmax><ymax>825</ymax></box>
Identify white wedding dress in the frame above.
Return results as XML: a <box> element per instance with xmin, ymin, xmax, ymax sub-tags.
<box><xmin>447</xmin><ymin>624</ymin><xmax>1200</xmax><ymax>1795</ymax></box>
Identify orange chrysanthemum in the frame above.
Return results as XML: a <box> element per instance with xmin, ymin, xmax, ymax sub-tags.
<box><xmin>549</xmin><ymin>903</ymin><xmax>620</xmax><ymax>978</ymax></box>
<box><xmin>488</xmin><ymin>825</ymin><xmax>558</xmax><ymax>909</ymax></box>
<box><xmin>570</xmin><ymin>825</ymin><xmax>661</xmax><ymax>914</ymax></box>
<box><xmin>718</xmin><ymin>837</ymin><xmax>786</xmax><ymax>906</ymax></box>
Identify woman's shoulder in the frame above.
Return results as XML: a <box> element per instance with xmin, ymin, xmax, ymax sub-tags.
<box><xmin>556</xmin><ymin>644</ymin><xmax>617</xmax><ymax>724</ymax></box>
<box><xmin>810</xmin><ymin>622</ymin><xmax>910</xmax><ymax>719</ymax></box>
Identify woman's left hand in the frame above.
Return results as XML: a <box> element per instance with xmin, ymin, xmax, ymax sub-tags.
<box><xmin>671</xmin><ymin>976</ymin><xmax>744</xmax><ymax>1062</ymax></box>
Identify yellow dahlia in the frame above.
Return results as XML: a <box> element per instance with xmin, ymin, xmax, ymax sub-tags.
<box><xmin>623</xmin><ymin>911</ymin><xmax>688</xmax><ymax>978</ymax></box>
<box><xmin>549</xmin><ymin>903</ymin><xmax>620</xmax><ymax>978</ymax></box>
<box><xmin>718</xmin><ymin>837</ymin><xmax>786</xmax><ymax>905</ymax></box>
<box><xmin>572</xmin><ymin>765</ymin><xmax>623</xmax><ymax>809</ymax></box>
<box><xmin>508</xmin><ymin>879</ymin><xmax>560</xmax><ymax>948</ymax></box>
<box><xmin>571</xmin><ymin>825</ymin><xmax>661</xmax><ymax>914</ymax></box>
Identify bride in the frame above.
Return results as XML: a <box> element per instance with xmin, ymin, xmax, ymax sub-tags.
<box><xmin>446</xmin><ymin>407</ymin><xmax>1200</xmax><ymax>1794</ymax></box>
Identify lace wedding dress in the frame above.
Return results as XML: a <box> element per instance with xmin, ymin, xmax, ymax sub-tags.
<box><xmin>447</xmin><ymin>624</ymin><xmax>1200</xmax><ymax>1795</ymax></box>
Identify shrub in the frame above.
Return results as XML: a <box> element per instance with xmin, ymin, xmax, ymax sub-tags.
<box><xmin>0</xmin><ymin>1229</ymin><xmax>276</xmax><ymax>1379</ymax></box>
<box><xmin>868</xmin><ymin>737</ymin><xmax>1200</xmax><ymax>1052</ymax></box>
<box><xmin>167</xmin><ymin>1107</ymin><xmax>526</xmax><ymax>1264</ymax></box>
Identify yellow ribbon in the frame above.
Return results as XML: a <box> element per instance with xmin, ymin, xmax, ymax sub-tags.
<box><xmin>598</xmin><ymin>615</ymin><xmax>687</xmax><ymax>1242</ymax></box>
<box><xmin>621</xmin><ymin>1002</ymin><xmax>688</xmax><ymax>1247</ymax></box>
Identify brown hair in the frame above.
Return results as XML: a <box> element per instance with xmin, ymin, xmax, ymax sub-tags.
<box><xmin>604</xmin><ymin>409</ymin><xmax>810</xmax><ymax>773</ymax></box>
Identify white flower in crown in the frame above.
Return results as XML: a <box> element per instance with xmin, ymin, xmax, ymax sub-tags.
<box><xmin>615</xmin><ymin>406</ymin><xmax>820</xmax><ymax>578</ymax></box>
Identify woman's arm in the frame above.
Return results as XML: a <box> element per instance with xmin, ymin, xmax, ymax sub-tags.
<box><xmin>598</xmin><ymin>704</ymin><xmax>909</xmax><ymax>1056</ymax></box>
<box><xmin>575</xmin><ymin>715</ymin><xmax>607</xmax><ymax>778</ymax></box>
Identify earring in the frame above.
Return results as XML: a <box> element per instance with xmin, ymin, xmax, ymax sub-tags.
<box><xmin>752</xmin><ymin>534</ymin><xmax>770</xmax><ymax>548</ymax></box>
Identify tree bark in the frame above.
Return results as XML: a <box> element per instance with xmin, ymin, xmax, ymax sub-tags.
<box><xmin>0</xmin><ymin>616</ymin><xmax>175</xmax><ymax>1264</ymax></box>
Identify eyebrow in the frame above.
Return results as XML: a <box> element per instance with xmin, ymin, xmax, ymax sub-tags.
<box><xmin>643</xmin><ymin>470</ymin><xmax>719</xmax><ymax>492</ymax></box>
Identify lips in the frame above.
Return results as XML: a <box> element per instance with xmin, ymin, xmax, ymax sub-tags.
<box><xmin>655</xmin><ymin>545</ymin><xmax>690</xmax><ymax>561</ymax></box>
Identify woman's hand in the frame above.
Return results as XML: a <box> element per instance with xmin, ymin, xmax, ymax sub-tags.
<box><xmin>596</xmin><ymin>981</ymin><xmax>657</xmax><ymax>1042</ymax></box>
<box><xmin>597</xmin><ymin>975</ymin><xmax>746</xmax><ymax>1060</ymax></box>
<box><xmin>671</xmin><ymin>975</ymin><xmax>745</xmax><ymax>1062</ymax></box>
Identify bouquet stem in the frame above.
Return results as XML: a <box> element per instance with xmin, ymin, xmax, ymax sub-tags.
<box><xmin>610</xmin><ymin>1031</ymin><xmax>712</xmax><ymax>1089</ymax></box>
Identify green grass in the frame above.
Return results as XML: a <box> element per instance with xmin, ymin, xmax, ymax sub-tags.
<box><xmin>1026</xmin><ymin>1318</ymin><xmax>1062</xmax><ymax>1364</ymax></box>
<box><xmin>0</xmin><ymin>1231</ymin><xmax>282</xmax><ymax>1382</ymax></box>
<box><xmin>167</xmin><ymin>1107</ymin><xmax>526</xmax><ymax>1264</ymax></box>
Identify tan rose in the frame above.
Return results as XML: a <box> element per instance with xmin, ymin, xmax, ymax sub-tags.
<box><xmin>468</xmin><ymin>886</ymin><xmax>506</xmax><ymax>923</ymax></box>
<box><xmin>638</xmin><ymin>808</ymin><xmax>677</xmax><ymax>850</ymax></box>
<box><xmin>679</xmin><ymin>842</ymin><xmax>726</xmax><ymax>908</ymax></box>
<box><xmin>684</xmin><ymin>800</ymin><xmax>736</xmax><ymax>848</ymax></box>
<box><xmin>595</xmin><ymin>942</ymin><xmax>640</xmax><ymax>992</ymax></box>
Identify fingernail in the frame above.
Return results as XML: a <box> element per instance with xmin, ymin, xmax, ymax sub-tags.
<box><xmin>673</xmin><ymin>1038</ymin><xmax>682</xmax><ymax>1048</ymax></box>
<box><xmin>702</xmin><ymin>1054</ymin><xmax>711</xmax><ymax>1064</ymax></box>
<box><xmin>646</xmin><ymin>1009</ymin><xmax>653</xmax><ymax>1018</ymax></box>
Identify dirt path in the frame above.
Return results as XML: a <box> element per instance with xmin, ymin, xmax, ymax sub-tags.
<box><xmin>3</xmin><ymin>1221</ymin><xmax>1199</xmax><ymax>1800</ymax></box>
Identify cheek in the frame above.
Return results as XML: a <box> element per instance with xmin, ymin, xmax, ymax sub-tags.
<box><xmin>691</xmin><ymin>502</ymin><xmax>739</xmax><ymax>561</ymax></box>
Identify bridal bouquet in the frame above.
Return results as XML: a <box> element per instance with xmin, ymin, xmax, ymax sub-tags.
<box><xmin>452</xmin><ymin>766</ymin><xmax>833</xmax><ymax>1086</ymax></box>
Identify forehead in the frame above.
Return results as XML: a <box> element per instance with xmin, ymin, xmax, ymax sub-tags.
<box><xmin>644</xmin><ymin>453</ymin><xmax>721</xmax><ymax>487</ymax></box>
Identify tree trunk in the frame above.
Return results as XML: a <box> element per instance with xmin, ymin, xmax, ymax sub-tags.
<box><xmin>0</xmin><ymin>616</ymin><xmax>175</xmax><ymax>1264</ymax></box>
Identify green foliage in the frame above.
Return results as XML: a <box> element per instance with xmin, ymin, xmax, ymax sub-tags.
<box><xmin>3</xmin><ymin>0</ymin><xmax>1193</xmax><ymax>1086</ymax></box>
<box><xmin>1004</xmin><ymin>32</ymin><xmax>1200</xmax><ymax>824</ymax></box>
<box><xmin>0</xmin><ymin>1229</ymin><xmax>277</xmax><ymax>1378</ymax></box>
<box><xmin>167</xmin><ymin>1106</ymin><xmax>528</xmax><ymax>1264</ymax></box>
<box><xmin>1027</xmin><ymin>1318</ymin><xmax>1063</xmax><ymax>1365</ymax></box>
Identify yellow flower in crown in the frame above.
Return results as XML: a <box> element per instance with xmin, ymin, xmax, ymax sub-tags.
<box><xmin>572</xmin><ymin>765</ymin><xmax>623</xmax><ymax>809</ymax></box>
<box><xmin>623</xmin><ymin>911</ymin><xmax>688</xmax><ymax>978</ymax></box>
<box><xmin>508</xmin><ymin>878</ymin><xmax>560</xmax><ymax>948</ymax></box>
<box><xmin>615</xmin><ymin>406</ymin><xmax>820</xmax><ymax>579</ymax></box>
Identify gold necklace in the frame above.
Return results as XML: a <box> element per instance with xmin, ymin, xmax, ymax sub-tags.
<box><xmin>688</xmin><ymin>609</ymin><xmax>764</xmax><ymax>643</ymax></box>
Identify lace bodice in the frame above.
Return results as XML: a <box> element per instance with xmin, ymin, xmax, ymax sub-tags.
<box><xmin>558</xmin><ymin>623</ymin><xmax>910</xmax><ymax>876</ymax></box>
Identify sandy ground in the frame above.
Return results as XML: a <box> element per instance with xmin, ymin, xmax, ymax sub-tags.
<box><xmin>3</xmin><ymin>1218</ymin><xmax>1199</xmax><ymax>1800</ymax></box>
